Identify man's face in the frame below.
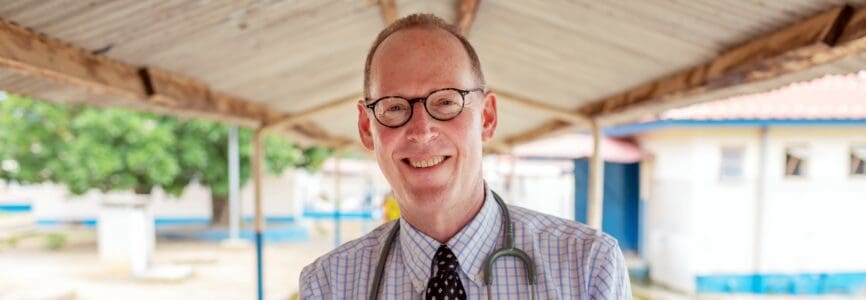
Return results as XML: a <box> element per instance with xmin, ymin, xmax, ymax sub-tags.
<box><xmin>358</xmin><ymin>27</ymin><xmax>497</xmax><ymax>213</ymax></box>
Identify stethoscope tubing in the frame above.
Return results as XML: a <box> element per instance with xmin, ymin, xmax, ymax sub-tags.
<box><xmin>367</xmin><ymin>191</ymin><xmax>537</xmax><ymax>300</ymax></box>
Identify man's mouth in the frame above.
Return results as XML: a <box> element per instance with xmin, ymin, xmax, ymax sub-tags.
<box><xmin>402</xmin><ymin>156</ymin><xmax>450</xmax><ymax>168</ymax></box>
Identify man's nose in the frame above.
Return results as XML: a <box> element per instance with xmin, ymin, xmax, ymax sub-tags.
<box><xmin>405</xmin><ymin>102</ymin><xmax>438</xmax><ymax>143</ymax></box>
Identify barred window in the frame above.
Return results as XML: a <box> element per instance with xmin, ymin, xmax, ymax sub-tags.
<box><xmin>719</xmin><ymin>146</ymin><xmax>744</xmax><ymax>181</ymax></box>
<box><xmin>785</xmin><ymin>146</ymin><xmax>808</xmax><ymax>177</ymax></box>
<box><xmin>851</xmin><ymin>146</ymin><xmax>866</xmax><ymax>176</ymax></box>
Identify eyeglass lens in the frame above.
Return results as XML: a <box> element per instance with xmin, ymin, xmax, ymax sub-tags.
<box><xmin>373</xmin><ymin>89</ymin><xmax>464</xmax><ymax>127</ymax></box>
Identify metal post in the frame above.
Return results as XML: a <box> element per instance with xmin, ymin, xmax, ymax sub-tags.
<box><xmin>252</xmin><ymin>128</ymin><xmax>265</xmax><ymax>300</ymax></box>
<box><xmin>228</xmin><ymin>126</ymin><xmax>240</xmax><ymax>240</ymax></box>
<box><xmin>334</xmin><ymin>154</ymin><xmax>342</xmax><ymax>248</ymax></box>
<box><xmin>587</xmin><ymin>118</ymin><xmax>605</xmax><ymax>229</ymax></box>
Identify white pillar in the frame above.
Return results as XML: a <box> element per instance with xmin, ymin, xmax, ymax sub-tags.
<box><xmin>253</xmin><ymin>128</ymin><xmax>265</xmax><ymax>300</ymax></box>
<box><xmin>753</xmin><ymin>127</ymin><xmax>769</xmax><ymax>274</ymax></box>
<box><xmin>333</xmin><ymin>155</ymin><xmax>342</xmax><ymax>248</ymax></box>
<box><xmin>587</xmin><ymin>118</ymin><xmax>605</xmax><ymax>229</ymax></box>
<box><xmin>228</xmin><ymin>126</ymin><xmax>241</xmax><ymax>240</ymax></box>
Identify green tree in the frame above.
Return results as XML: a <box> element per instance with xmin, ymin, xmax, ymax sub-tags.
<box><xmin>0</xmin><ymin>93</ymin><xmax>331</xmax><ymax>224</ymax></box>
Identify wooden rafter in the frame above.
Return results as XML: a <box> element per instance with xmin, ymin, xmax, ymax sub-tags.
<box><xmin>0</xmin><ymin>18</ymin><xmax>339</xmax><ymax>144</ymax></box>
<box><xmin>378</xmin><ymin>0</ymin><xmax>397</xmax><ymax>26</ymax></box>
<box><xmin>0</xmin><ymin>19</ymin><xmax>147</xmax><ymax>102</ymax></box>
<box><xmin>495</xmin><ymin>88</ymin><xmax>588</xmax><ymax>125</ymax></box>
<box><xmin>456</xmin><ymin>0</ymin><xmax>481</xmax><ymax>36</ymax></box>
<box><xmin>504</xmin><ymin>4</ymin><xmax>866</xmax><ymax>146</ymax></box>
<box><xmin>263</xmin><ymin>93</ymin><xmax>360</xmax><ymax>132</ymax></box>
<box><xmin>143</xmin><ymin>67</ymin><xmax>282</xmax><ymax>127</ymax></box>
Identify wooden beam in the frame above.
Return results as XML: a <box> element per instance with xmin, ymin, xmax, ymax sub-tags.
<box><xmin>0</xmin><ymin>18</ymin><xmax>282</xmax><ymax>127</ymax></box>
<box><xmin>0</xmin><ymin>19</ymin><xmax>147</xmax><ymax>102</ymax></box>
<box><xmin>495</xmin><ymin>88</ymin><xmax>588</xmax><ymax>125</ymax></box>
<box><xmin>484</xmin><ymin>139</ymin><xmax>511</xmax><ymax>154</ymax></box>
<box><xmin>263</xmin><ymin>93</ymin><xmax>360</xmax><ymax>132</ymax></box>
<box><xmin>456</xmin><ymin>0</ymin><xmax>481</xmax><ymax>36</ymax></box>
<box><xmin>378</xmin><ymin>0</ymin><xmax>397</xmax><ymax>26</ymax></box>
<box><xmin>144</xmin><ymin>67</ymin><xmax>284</xmax><ymax>127</ymax></box>
<box><xmin>504</xmin><ymin>120</ymin><xmax>571</xmax><ymax>146</ymax></box>
<box><xmin>0</xmin><ymin>18</ymin><xmax>344</xmax><ymax>145</ymax></box>
<box><xmin>505</xmin><ymin>4</ymin><xmax>866</xmax><ymax>146</ymax></box>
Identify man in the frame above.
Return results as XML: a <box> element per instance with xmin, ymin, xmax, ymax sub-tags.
<box><xmin>300</xmin><ymin>14</ymin><xmax>631</xmax><ymax>299</ymax></box>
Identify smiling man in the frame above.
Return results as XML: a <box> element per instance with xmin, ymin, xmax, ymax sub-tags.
<box><xmin>300</xmin><ymin>14</ymin><xmax>631</xmax><ymax>299</ymax></box>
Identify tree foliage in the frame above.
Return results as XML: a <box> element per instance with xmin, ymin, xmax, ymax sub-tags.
<box><xmin>0</xmin><ymin>92</ymin><xmax>331</xmax><ymax>201</ymax></box>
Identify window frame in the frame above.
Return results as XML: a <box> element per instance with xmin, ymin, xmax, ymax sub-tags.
<box><xmin>850</xmin><ymin>144</ymin><xmax>866</xmax><ymax>178</ymax></box>
<box><xmin>719</xmin><ymin>145</ymin><xmax>746</xmax><ymax>183</ymax></box>
<box><xmin>784</xmin><ymin>144</ymin><xmax>809</xmax><ymax>178</ymax></box>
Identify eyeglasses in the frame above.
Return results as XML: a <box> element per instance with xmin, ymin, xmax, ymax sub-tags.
<box><xmin>365</xmin><ymin>87</ymin><xmax>484</xmax><ymax>128</ymax></box>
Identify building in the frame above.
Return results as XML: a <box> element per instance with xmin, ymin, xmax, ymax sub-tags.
<box><xmin>611</xmin><ymin>73</ymin><xmax>866</xmax><ymax>294</ymax></box>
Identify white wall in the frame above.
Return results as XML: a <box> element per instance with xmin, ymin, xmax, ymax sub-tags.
<box><xmin>759</xmin><ymin>127</ymin><xmax>866</xmax><ymax>273</ymax></box>
<box><xmin>639</xmin><ymin>129</ymin><xmax>700</xmax><ymax>292</ymax></box>
<box><xmin>688</xmin><ymin>129</ymin><xmax>760</xmax><ymax>277</ymax></box>
<box><xmin>639</xmin><ymin>126</ymin><xmax>866</xmax><ymax>293</ymax></box>
<box><xmin>240</xmin><ymin>169</ymin><xmax>304</xmax><ymax>219</ymax></box>
<box><xmin>483</xmin><ymin>156</ymin><xmax>575</xmax><ymax>221</ymax></box>
<box><xmin>1</xmin><ymin>170</ymin><xmax>313</xmax><ymax>223</ymax></box>
<box><xmin>15</xmin><ymin>182</ymin><xmax>212</xmax><ymax>222</ymax></box>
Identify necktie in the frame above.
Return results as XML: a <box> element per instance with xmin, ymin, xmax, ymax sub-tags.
<box><xmin>426</xmin><ymin>245</ymin><xmax>467</xmax><ymax>300</ymax></box>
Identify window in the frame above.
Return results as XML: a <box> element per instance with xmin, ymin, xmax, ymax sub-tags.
<box><xmin>851</xmin><ymin>146</ymin><xmax>866</xmax><ymax>176</ymax></box>
<box><xmin>719</xmin><ymin>146</ymin><xmax>744</xmax><ymax>181</ymax></box>
<box><xmin>785</xmin><ymin>145</ymin><xmax>809</xmax><ymax>177</ymax></box>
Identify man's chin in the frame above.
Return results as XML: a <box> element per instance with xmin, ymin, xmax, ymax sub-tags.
<box><xmin>401</xmin><ymin>183</ymin><xmax>452</xmax><ymax>204</ymax></box>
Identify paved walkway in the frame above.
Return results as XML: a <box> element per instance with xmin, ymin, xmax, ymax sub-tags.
<box><xmin>2</xmin><ymin>227</ymin><xmax>864</xmax><ymax>299</ymax></box>
<box><xmin>0</xmin><ymin>228</ymin><xmax>332</xmax><ymax>300</ymax></box>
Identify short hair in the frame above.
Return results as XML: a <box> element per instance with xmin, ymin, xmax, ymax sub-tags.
<box><xmin>363</xmin><ymin>13</ymin><xmax>485</xmax><ymax>99</ymax></box>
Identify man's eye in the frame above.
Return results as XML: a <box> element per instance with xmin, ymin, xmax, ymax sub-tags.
<box><xmin>386</xmin><ymin>105</ymin><xmax>406</xmax><ymax>112</ymax></box>
<box><xmin>435</xmin><ymin>99</ymin><xmax>457</xmax><ymax>106</ymax></box>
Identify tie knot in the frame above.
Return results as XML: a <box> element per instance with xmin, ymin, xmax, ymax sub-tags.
<box><xmin>434</xmin><ymin>245</ymin><xmax>459</xmax><ymax>271</ymax></box>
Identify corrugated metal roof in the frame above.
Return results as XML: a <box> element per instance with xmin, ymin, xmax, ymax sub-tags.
<box><xmin>2</xmin><ymin>0</ymin><xmax>866</xmax><ymax>147</ymax></box>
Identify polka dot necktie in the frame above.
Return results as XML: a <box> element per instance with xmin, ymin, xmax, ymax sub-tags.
<box><xmin>425</xmin><ymin>245</ymin><xmax>466</xmax><ymax>300</ymax></box>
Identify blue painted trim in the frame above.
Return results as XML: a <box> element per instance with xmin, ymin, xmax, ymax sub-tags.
<box><xmin>241</xmin><ymin>216</ymin><xmax>296</xmax><ymax>223</ymax></box>
<box><xmin>604</xmin><ymin>118</ymin><xmax>866</xmax><ymax>137</ymax></box>
<box><xmin>36</xmin><ymin>217</ymin><xmax>213</xmax><ymax>227</ymax></box>
<box><xmin>35</xmin><ymin>216</ymin><xmax>301</xmax><ymax>228</ymax></box>
<box><xmin>334</xmin><ymin>210</ymin><xmax>341</xmax><ymax>248</ymax></box>
<box><xmin>696</xmin><ymin>272</ymin><xmax>866</xmax><ymax>295</ymax></box>
<box><xmin>154</xmin><ymin>217</ymin><xmax>211</xmax><ymax>226</ymax></box>
<box><xmin>572</xmin><ymin>159</ymin><xmax>640</xmax><ymax>252</ymax></box>
<box><xmin>255</xmin><ymin>231</ymin><xmax>264</xmax><ymax>300</ymax></box>
<box><xmin>157</xmin><ymin>225</ymin><xmax>309</xmax><ymax>243</ymax></box>
<box><xmin>0</xmin><ymin>203</ymin><xmax>31</xmax><ymax>212</ymax></box>
<box><xmin>572</xmin><ymin>159</ymin><xmax>589</xmax><ymax>224</ymax></box>
<box><xmin>302</xmin><ymin>210</ymin><xmax>373</xmax><ymax>220</ymax></box>
<box><xmin>36</xmin><ymin>219</ymin><xmax>98</xmax><ymax>227</ymax></box>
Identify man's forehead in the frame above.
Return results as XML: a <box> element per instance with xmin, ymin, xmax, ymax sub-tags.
<box><xmin>369</xmin><ymin>27</ymin><xmax>474</xmax><ymax>96</ymax></box>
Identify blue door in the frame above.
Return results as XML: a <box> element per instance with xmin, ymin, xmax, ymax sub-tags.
<box><xmin>573</xmin><ymin>159</ymin><xmax>640</xmax><ymax>253</ymax></box>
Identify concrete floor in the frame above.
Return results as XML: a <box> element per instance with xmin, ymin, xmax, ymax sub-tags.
<box><xmin>2</xmin><ymin>226</ymin><xmax>864</xmax><ymax>300</ymax></box>
<box><xmin>0</xmin><ymin>228</ymin><xmax>333</xmax><ymax>300</ymax></box>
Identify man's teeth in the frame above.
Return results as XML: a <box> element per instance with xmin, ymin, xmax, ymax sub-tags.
<box><xmin>409</xmin><ymin>156</ymin><xmax>445</xmax><ymax>168</ymax></box>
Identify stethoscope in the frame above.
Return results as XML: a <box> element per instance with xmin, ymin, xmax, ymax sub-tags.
<box><xmin>367</xmin><ymin>191</ymin><xmax>537</xmax><ymax>300</ymax></box>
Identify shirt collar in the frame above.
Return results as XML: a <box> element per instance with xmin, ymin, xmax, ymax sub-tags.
<box><xmin>398</xmin><ymin>184</ymin><xmax>503</xmax><ymax>292</ymax></box>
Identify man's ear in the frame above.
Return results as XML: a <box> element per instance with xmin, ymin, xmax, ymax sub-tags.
<box><xmin>481</xmin><ymin>91</ymin><xmax>498</xmax><ymax>142</ymax></box>
<box><xmin>357</xmin><ymin>100</ymin><xmax>375</xmax><ymax>151</ymax></box>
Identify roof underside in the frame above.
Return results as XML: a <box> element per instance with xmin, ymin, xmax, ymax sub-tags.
<box><xmin>2</xmin><ymin>0</ymin><xmax>866</xmax><ymax>150</ymax></box>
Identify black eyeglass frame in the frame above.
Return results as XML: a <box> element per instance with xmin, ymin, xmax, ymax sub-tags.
<box><xmin>364</xmin><ymin>87</ymin><xmax>485</xmax><ymax>128</ymax></box>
